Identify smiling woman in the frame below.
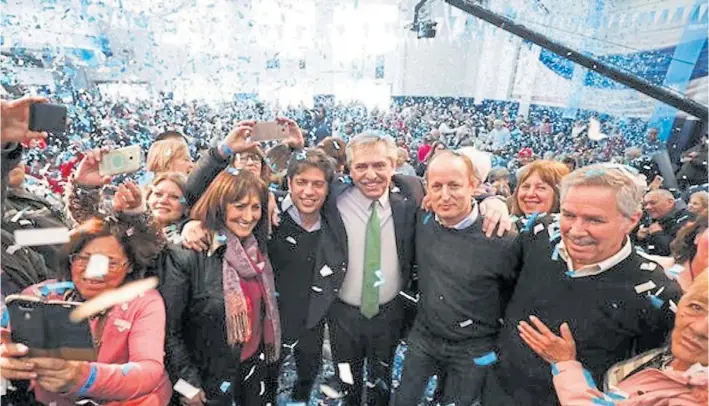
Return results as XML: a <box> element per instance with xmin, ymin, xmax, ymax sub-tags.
<box><xmin>511</xmin><ymin>160</ymin><xmax>570</xmax><ymax>218</ymax></box>
<box><xmin>161</xmin><ymin>168</ymin><xmax>280</xmax><ymax>405</ymax></box>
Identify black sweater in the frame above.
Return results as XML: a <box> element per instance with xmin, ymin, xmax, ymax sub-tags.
<box><xmin>268</xmin><ymin>210</ymin><xmax>321</xmax><ymax>341</ymax></box>
<box><xmin>413</xmin><ymin>211</ymin><xmax>516</xmax><ymax>343</ymax></box>
<box><xmin>485</xmin><ymin>216</ymin><xmax>682</xmax><ymax>406</ymax></box>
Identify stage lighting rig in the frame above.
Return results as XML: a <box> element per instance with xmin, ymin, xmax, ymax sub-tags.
<box><xmin>406</xmin><ymin>0</ymin><xmax>437</xmax><ymax>38</ymax></box>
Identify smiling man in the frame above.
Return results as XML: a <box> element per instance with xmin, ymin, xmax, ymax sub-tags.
<box><xmin>307</xmin><ymin>133</ymin><xmax>419</xmax><ymax>406</ymax></box>
<box><xmin>393</xmin><ymin>151</ymin><xmax>516</xmax><ymax>405</ymax></box>
<box><xmin>265</xmin><ymin>148</ymin><xmax>336</xmax><ymax>402</ymax></box>
<box><xmin>482</xmin><ymin>164</ymin><xmax>683</xmax><ymax>406</ymax></box>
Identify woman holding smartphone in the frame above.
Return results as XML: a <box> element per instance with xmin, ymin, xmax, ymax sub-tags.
<box><xmin>0</xmin><ymin>149</ymin><xmax>172</xmax><ymax>406</ymax></box>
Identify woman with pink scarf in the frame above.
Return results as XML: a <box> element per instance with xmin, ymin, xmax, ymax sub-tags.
<box><xmin>160</xmin><ymin>166</ymin><xmax>280</xmax><ymax>406</ymax></box>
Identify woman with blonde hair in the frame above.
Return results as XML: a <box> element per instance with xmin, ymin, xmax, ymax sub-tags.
<box><xmin>144</xmin><ymin>172</ymin><xmax>189</xmax><ymax>243</ymax></box>
<box><xmin>146</xmin><ymin>139</ymin><xmax>194</xmax><ymax>175</ymax></box>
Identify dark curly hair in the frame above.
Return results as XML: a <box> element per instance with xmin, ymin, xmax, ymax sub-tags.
<box><xmin>670</xmin><ymin>215</ymin><xmax>708</xmax><ymax>264</ymax></box>
<box><xmin>57</xmin><ymin>214</ymin><xmax>167</xmax><ymax>283</ymax></box>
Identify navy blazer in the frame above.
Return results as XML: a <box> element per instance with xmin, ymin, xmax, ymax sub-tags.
<box><xmin>306</xmin><ymin>174</ymin><xmax>422</xmax><ymax>328</ymax></box>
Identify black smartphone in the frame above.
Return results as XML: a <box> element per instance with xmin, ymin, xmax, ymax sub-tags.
<box><xmin>5</xmin><ymin>295</ymin><xmax>96</xmax><ymax>361</ymax></box>
<box><xmin>29</xmin><ymin>103</ymin><xmax>68</xmax><ymax>133</ymax></box>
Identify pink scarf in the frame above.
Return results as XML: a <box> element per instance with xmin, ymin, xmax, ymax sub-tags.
<box><xmin>222</xmin><ymin>232</ymin><xmax>281</xmax><ymax>362</ymax></box>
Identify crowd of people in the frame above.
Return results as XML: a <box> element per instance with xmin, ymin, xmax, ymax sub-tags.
<box><xmin>0</xmin><ymin>92</ymin><xmax>707</xmax><ymax>406</ymax></box>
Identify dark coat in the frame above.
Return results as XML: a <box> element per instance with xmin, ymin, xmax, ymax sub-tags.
<box><xmin>305</xmin><ymin>174</ymin><xmax>422</xmax><ymax>329</ymax></box>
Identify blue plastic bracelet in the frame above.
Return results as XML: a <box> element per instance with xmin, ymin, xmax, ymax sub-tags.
<box><xmin>219</xmin><ymin>142</ymin><xmax>234</xmax><ymax>157</ymax></box>
<box><xmin>77</xmin><ymin>364</ymin><xmax>98</xmax><ymax>396</ymax></box>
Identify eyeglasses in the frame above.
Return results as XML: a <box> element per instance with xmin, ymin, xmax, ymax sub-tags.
<box><xmin>70</xmin><ymin>254</ymin><xmax>128</xmax><ymax>272</ymax></box>
<box><xmin>236</xmin><ymin>153</ymin><xmax>263</xmax><ymax>165</ymax></box>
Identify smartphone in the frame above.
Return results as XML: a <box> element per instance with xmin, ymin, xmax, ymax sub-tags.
<box><xmin>5</xmin><ymin>295</ymin><xmax>96</xmax><ymax>361</ymax></box>
<box><xmin>251</xmin><ymin>122</ymin><xmax>288</xmax><ymax>142</ymax></box>
<box><xmin>29</xmin><ymin>103</ymin><xmax>68</xmax><ymax>133</ymax></box>
<box><xmin>99</xmin><ymin>145</ymin><xmax>143</xmax><ymax>176</ymax></box>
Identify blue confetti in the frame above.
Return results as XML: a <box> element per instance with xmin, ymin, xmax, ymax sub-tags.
<box><xmin>551</xmin><ymin>363</ymin><xmax>560</xmax><ymax>376</ymax></box>
<box><xmin>1</xmin><ymin>307</ymin><xmax>8</xmax><ymax>328</ymax></box>
<box><xmin>220</xmin><ymin>381</ymin><xmax>231</xmax><ymax>393</ymax></box>
<box><xmin>549</xmin><ymin>230</ymin><xmax>561</xmax><ymax>242</ymax></box>
<box><xmin>582</xmin><ymin>368</ymin><xmax>598</xmax><ymax>389</ymax></box>
<box><xmin>607</xmin><ymin>391</ymin><xmax>628</xmax><ymax>400</ymax></box>
<box><xmin>179</xmin><ymin>197</ymin><xmax>187</xmax><ymax>205</ymax></box>
<box><xmin>551</xmin><ymin>245</ymin><xmax>560</xmax><ymax>261</ymax></box>
<box><xmin>647</xmin><ymin>294</ymin><xmax>665</xmax><ymax>309</ymax></box>
<box><xmin>226</xmin><ymin>167</ymin><xmax>240</xmax><ymax>176</ymax></box>
<box><xmin>423</xmin><ymin>212</ymin><xmax>432</xmax><ymax>225</ymax></box>
<box><xmin>121</xmin><ymin>362</ymin><xmax>136</xmax><ymax>376</ymax></box>
<box><xmin>40</xmin><ymin>281</ymin><xmax>75</xmax><ymax>296</ymax></box>
<box><xmin>216</xmin><ymin>234</ymin><xmax>227</xmax><ymax>243</ymax></box>
<box><xmin>591</xmin><ymin>397</ymin><xmax>615</xmax><ymax>406</ymax></box>
<box><xmin>522</xmin><ymin>212</ymin><xmax>540</xmax><ymax>233</ymax></box>
<box><xmin>565</xmin><ymin>270</ymin><xmax>575</xmax><ymax>277</ymax></box>
<box><xmin>473</xmin><ymin>351</ymin><xmax>498</xmax><ymax>366</ymax></box>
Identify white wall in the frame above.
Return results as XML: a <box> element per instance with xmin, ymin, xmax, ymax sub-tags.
<box><xmin>3</xmin><ymin>0</ymin><xmax>706</xmax><ymax>115</ymax></box>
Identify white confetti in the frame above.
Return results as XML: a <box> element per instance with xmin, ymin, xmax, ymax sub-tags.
<box><xmin>459</xmin><ymin>319</ymin><xmax>473</xmax><ymax>328</ymax></box>
<box><xmin>173</xmin><ymin>379</ymin><xmax>200</xmax><ymax>400</ymax></box>
<box><xmin>18</xmin><ymin>219</ymin><xmax>32</xmax><ymax>226</ymax></box>
<box><xmin>14</xmin><ymin>227</ymin><xmax>70</xmax><ymax>247</ymax></box>
<box><xmin>337</xmin><ymin>363</ymin><xmax>355</xmax><ymax>385</ymax></box>
<box><xmin>243</xmin><ymin>365</ymin><xmax>256</xmax><ymax>381</ymax></box>
<box><xmin>113</xmin><ymin>319</ymin><xmax>131</xmax><ymax>332</ymax></box>
<box><xmin>311</xmin><ymin>286</ymin><xmax>323</xmax><ymax>293</ymax></box>
<box><xmin>533</xmin><ymin>223</ymin><xmax>544</xmax><ymax>235</ymax></box>
<box><xmin>669</xmin><ymin>300</ymin><xmax>678</xmax><ymax>313</ymax></box>
<box><xmin>640</xmin><ymin>262</ymin><xmax>657</xmax><ymax>271</ymax></box>
<box><xmin>10</xmin><ymin>210</ymin><xmax>25</xmax><ymax>223</ymax></box>
<box><xmin>286</xmin><ymin>236</ymin><xmax>297</xmax><ymax>245</ymax></box>
<box><xmin>634</xmin><ymin>280</ymin><xmax>657</xmax><ymax>294</ymax></box>
<box><xmin>319</xmin><ymin>265</ymin><xmax>333</xmax><ymax>277</ymax></box>
<box><xmin>259</xmin><ymin>381</ymin><xmax>265</xmax><ymax>396</ymax></box>
<box><xmin>256</xmin><ymin>262</ymin><xmax>265</xmax><ymax>270</ymax></box>
<box><xmin>84</xmin><ymin>254</ymin><xmax>109</xmax><ymax>279</ymax></box>
<box><xmin>6</xmin><ymin>245</ymin><xmax>21</xmax><ymax>255</ymax></box>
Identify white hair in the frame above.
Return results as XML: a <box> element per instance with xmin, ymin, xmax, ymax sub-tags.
<box><xmin>346</xmin><ymin>132</ymin><xmax>398</xmax><ymax>166</ymax></box>
<box><xmin>457</xmin><ymin>147</ymin><xmax>492</xmax><ymax>182</ymax></box>
<box><xmin>559</xmin><ymin>163</ymin><xmax>647</xmax><ymax>218</ymax></box>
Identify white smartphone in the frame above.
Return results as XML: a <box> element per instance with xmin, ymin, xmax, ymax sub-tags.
<box><xmin>251</xmin><ymin>122</ymin><xmax>288</xmax><ymax>142</ymax></box>
<box><xmin>99</xmin><ymin>145</ymin><xmax>143</xmax><ymax>176</ymax></box>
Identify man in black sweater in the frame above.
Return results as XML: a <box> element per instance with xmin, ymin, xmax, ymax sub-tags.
<box><xmin>393</xmin><ymin>151</ymin><xmax>516</xmax><ymax>405</ymax></box>
<box><xmin>482</xmin><ymin>164</ymin><xmax>683</xmax><ymax>405</ymax></box>
<box><xmin>266</xmin><ymin>148</ymin><xmax>336</xmax><ymax>401</ymax></box>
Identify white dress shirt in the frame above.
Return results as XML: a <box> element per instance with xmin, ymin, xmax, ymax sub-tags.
<box><xmin>557</xmin><ymin>237</ymin><xmax>633</xmax><ymax>278</ymax></box>
<box><xmin>337</xmin><ymin>187</ymin><xmax>401</xmax><ymax>306</ymax></box>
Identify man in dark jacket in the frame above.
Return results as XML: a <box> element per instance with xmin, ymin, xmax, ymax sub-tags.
<box><xmin>1</xmin><ymin>95</ymin><xmax>55</xmax><ymax>406</ymax></box>
<box><xmin>637</xmin><ymin>189</ymin><xmax>692</xmax><ymax>256</ymax></box>
<box><xmin>306</xmin><ymin>133</ymin><xmax>419</xmax><ymax>406</ymax></box>
<box><xmin>4</xmin><ymin>161</ymin><xmax>70</xmax><ymax>270</ymax></box>
<box><xmin>1</xmin><ymin>96</ymin><xmax>55</xmax><ymax>292</ymax></box>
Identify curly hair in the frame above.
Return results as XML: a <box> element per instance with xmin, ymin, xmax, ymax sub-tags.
<box><xmin>670</xmin><ymin>215</ymin><xmax>708</xmax><ymax>264</ymax></box>
<box><xmin>57</xmin><ymin>214</ymin><xmax>167</xmax><ymax>282</ymax></box>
